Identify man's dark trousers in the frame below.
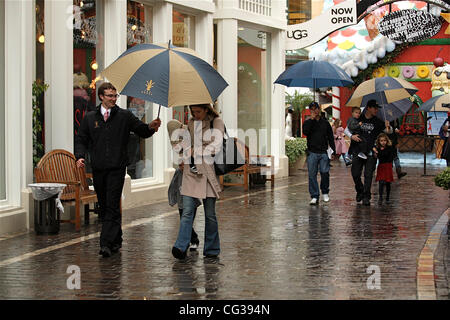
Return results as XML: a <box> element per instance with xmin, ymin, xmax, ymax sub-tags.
<box><xmin>351</xmin><ymin>155</ymin><xmax>377</xmax><ymax>200</ymax></box>
<box><xmin>93</xmin><ymin>168</ymin><xmax>126</xmax><ymax>248</ymax></box>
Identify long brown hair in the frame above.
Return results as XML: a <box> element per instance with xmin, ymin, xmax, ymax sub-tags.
<box><xmin>376</xmin><ymin>133</ymin><xmax>392</xmax><ymax>148</ymax></box>
<box><xmin>332</xmin><ymin>119</ymin><xmax>342</xmax><ymax>129</ymax></box>
<box><xmin>189</xmin><ymin>103</ymin><xmax>219</xmax><ymax>118</ymax></box>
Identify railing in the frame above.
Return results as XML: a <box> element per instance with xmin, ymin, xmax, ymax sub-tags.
<box><xmin>239</xmin><ymin>0</ymin><xmax>272</xmax><ymax>16</ymax></box>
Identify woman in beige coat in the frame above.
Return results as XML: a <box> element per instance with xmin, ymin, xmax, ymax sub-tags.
<box><xmin>172</xmin><ymin>104</ymin><xmax>225</xmax><ymax>260</ymax></box>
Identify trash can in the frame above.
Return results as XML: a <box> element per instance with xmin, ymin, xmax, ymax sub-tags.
<box><xmin>28</xmin><ymin>183</ymin><xmax>66</xmax><ymax>235</ymax></box>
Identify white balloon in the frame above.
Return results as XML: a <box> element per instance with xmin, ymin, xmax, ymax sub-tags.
<box><xmin>385</xmin><ymin>37</ymin><xmax>396</xmax><ymax>52</ymax></box>
<box><xmin>368</xmin><ymin>53</ymin><xmax>377</xmax><ymax>64</ymax></box>
<box><xmin>377</xmin><ymin>47</ymin><xmax>386</xmax><ymax>58</ymax></box>
<box><xmin>353</xmin><ymin>51</ymin><xmax>363</xmax><ymax>63</ymax></box>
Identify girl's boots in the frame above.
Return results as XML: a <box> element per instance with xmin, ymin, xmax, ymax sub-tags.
<box><xmin>378</xmin><ymin>181</ymin><xmax>384</xmax><ymax>204</ymax></box>
<box><xmin>385</xmin><ymin>182</ymin><xmax>391</xmax><ymax>203</ymax></box>
<box><xmin>379</xmin><ymin>181</ymin><xmax>391</xmax><ymax>204</ymax></box>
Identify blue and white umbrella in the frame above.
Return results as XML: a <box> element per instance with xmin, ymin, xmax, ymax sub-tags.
<box><xmin>347</xmin><ymin>76</ymin><xmax>418</xmax><ymax>121</ymax></box>
<box><xmin>101</xmin><ymin>42</ymin><xmax>228</xmax><ymax>108</ymax></box>
<box><xmin>347</xmin><ymin>76</ymin><xmax>418</xmax><ymax>108</ymax></box>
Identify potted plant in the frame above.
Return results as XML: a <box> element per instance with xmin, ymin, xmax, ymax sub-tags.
<box><xmin>434</xmin><ymin>167</ymin><xmax>450</xmax><ymax>190</ymax></box>
<box><xmin>285</xmin><ymin>137</ymin><xmax>307</xmax><ymax>175</ymax></box>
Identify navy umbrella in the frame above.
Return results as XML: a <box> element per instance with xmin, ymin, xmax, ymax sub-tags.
<box><xmin>366</xmin><ymin>97</ymin><xmax>414</xmax><ymax>122</ymax></box>
<box><xmin>274</xmin><ymin>59</ymin><xmax>354</xmax><ymax>101</ymax></box>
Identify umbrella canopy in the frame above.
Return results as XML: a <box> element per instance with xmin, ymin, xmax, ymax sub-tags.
<box><xmin>418</xmin><ymin>94</ymin><xmax>450</xmax><ymax>112</ymax></box>
<box><xmin>346</xmin><ymin>76</ymin><xmax>418</xmax><ymax>108</ymax></box>
<box><xmin>371</xmin><ymin>97</ymin><xmax>414</xmax><ymax>122</ymax></box>
<box><xmin>101</xmin><ymin>43</ymin><xmax>228</xmax><ymax>107</ymax></box>
<box><xmin>274</xmin><ymin>60</ymin><xmax>354</xmax><ymax>91</ymax></box>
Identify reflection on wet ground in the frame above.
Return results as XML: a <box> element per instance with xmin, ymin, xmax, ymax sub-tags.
<box><xmin>0</xmin><ymin>162</ymin><xmax>448</xmax><ymax>299</ymax></box>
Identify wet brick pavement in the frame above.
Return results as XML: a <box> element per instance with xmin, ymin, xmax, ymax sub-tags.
<box><xmin>0</xmin><ymin>161</ymin><xmax>449</xmax><ymax>300</ymax></box>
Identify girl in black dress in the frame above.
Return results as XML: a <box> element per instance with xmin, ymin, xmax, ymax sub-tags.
<box><xmin>373</xmin><ymin>133</ymin><xmax>395</xmax><ymax>204</ymax></box>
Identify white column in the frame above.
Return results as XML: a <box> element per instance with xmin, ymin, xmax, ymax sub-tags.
<box><xmin>271</xmin><ymin>29</ymin><xmax>288</xmax><ymax>177</ymax></box>
<box><xmin>152</xmin><ymin>1</ymin><xmax>173</xmax><ymax>182</ymax></box>
<box><xmin>104</xmin><ymin>0</ymin><xmax>127</xmax><ymax>109</ymax></box>
<box><xmin>4</xmin><ymin>0</ymin><xmax>33</xmax><ymax>204</ymax></box>
<box><xmin>216</xmin><ymin>18</ymin><xmax>238</xmax><ymax>131</ymax></box>
<box><xmin>195</xmin><ymin>12</ymin><xmax>213</xmax><ymax>64</ymax></box>
<box><xmin>44</xmin><ymin>0</ymin><xmax>73</xmax><ymax>152</ymax></box>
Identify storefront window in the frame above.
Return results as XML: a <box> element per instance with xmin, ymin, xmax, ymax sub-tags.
<box><xmin>238</xmin><ymin>27</ymin><xmax>271</xmax><ymax>155</ymax></box>
<box><xmin>73</xmin><ymin>0</ymin><xmax>104</xmax><ymax>173</ymax></box>
<box><xmin>0</xmin><ymin>0</ymin><xmax>5</xmax><ymax>200</ymax></box>
<box><xmin>172</xmin><ymin>9</ymin><xmax>195</xmax><ymax>125</ymax></box>
<box><xmin>126</xmin><ymin>0</ymin><xmax>154</xmax><ymax>180</ymax></box>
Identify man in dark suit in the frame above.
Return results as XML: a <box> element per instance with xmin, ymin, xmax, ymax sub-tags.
<box><xmin>75</xmin><ymin>82</ymin><xmax>161</xmax><ymax>257</ymax></box>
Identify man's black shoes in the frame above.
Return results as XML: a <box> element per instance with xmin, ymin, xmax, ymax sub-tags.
<box><xmin>172</xmin><ymin>246</ymin><xmax>187</xmax><ymax>260</ymax></box>
<box><xmin>363</xmin><ymin>198</ymin><xmax>371</xmax><ymax>206</ymax></box>
<box><xmin>356</xmin><ymin>193</ymin><xmax>363</xmax><ymax>202</ymax></box>
<box><xmin>99</xmin><ymin>246</ymin><xmax>112</xmax><ymax>258</ymax></box>
<box><xmin>111</xmin><ymin>244</ymin><xmax>121</xmax><ymax>253</ymax></box>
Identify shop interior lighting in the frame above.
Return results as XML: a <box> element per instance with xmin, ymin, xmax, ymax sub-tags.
<box><xmin>90</xmin><ymin>60</ymin><xmax>98</xmax><ymax>71</ymax></box>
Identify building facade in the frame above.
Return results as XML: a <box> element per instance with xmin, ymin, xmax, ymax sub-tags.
<box><xmin>0</xmin><ymin>0</ymin><xmax>288</xmax><ymax>236</ymax></box>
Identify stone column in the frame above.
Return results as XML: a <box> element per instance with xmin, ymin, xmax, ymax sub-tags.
<box><xmin>216</xmin><ymin>18</ymin><xmax>238</xmax><ymax>132</ymax></box>
<box><xmin>271</xmin><ymin>28</ymin><xmax>288</xmax><ymax>178</ymax></box>
<box><xmin>44</xmin><ymin>0</ymin><xmax>73</xmax><ymax>152</ymax></box>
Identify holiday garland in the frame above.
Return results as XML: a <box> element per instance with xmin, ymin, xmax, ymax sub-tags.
<box><xmin>351</xmin><ymin>42</ymin><xmax>410</xmax><ymax>86</ymax></box>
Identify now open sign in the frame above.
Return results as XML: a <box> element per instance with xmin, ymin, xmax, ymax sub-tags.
<box><xmin>286</xmin><ymin>0</ymin><xmax>357</xmax><ymax>50</ymax></box>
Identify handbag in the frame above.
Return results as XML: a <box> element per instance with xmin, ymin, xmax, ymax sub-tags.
<box><xmin>210</xmin><ymin>120</ymin><xmax>246</xmax><ymax>175</ymax></box>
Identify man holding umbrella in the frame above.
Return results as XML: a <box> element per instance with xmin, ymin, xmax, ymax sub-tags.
<box><xmin>349</xmin><ymin>99</ymin><xmax>392</xmax><ymax>206</ymax></box>
<box><xmin>75</xmin><ymin>82</ymin><xmax>161</xmax><ymax>257</ymax></box>
<box><xmin>302</xmin><ymin>102</ymin><xmax>336</xmax><ymax>205</ymax></box>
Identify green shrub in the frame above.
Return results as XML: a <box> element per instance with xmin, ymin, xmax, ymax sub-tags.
<box><xmin>434</xmin><ymin>167</ymin><xmax>450</xmax><ymax>190</ymax></box>
<box><xmin>285</xmin><ymin>138</ymin><xmax>307</xmax><ymax>164</ymax></box>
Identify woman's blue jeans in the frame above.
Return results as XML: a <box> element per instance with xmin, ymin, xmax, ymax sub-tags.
<box><xmin>174</xmin><ymin>196</ymin><xmax>220</xmax><ymax>256</ymax></box>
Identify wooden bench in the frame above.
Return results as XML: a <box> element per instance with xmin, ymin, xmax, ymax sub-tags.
<box><xmin>219</xmin><ymin>139</ymin><xmax>275</xmax><ymax>191</ymax></box>
<box><xmin>34</xmin><ymin>149</ymin><xmax>98</xmax><ymax>231</ymax></box>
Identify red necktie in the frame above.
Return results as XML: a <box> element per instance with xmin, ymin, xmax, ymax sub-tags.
<box><xmin>104</xmin><ymin>110</ymin><xmax>109</xmax><ymax>122</ymax></box>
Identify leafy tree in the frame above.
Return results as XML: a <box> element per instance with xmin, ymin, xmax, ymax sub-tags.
<box><xmin>285</xmin><ymin>91</ymin><xmax>313</xmax><ymax>114</ymax></box>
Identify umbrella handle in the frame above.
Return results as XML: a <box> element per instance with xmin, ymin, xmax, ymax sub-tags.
<box><xmin>157</xmin><ymin>105</ymin><xmax>161</xmax><ymax>119</ymax></box>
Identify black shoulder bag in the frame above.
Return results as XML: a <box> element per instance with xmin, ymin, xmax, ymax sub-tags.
<box><xmin>210</xmin><ymin>119</ymin><xmax>246</xmax><ymax>175</ymax></box>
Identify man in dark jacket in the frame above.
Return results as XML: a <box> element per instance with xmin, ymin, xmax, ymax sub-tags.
<box><xmin>302</xmin><ymin>102</ymin><xmax>336</xmax><ymax>205</ymax></box>
<box><xmin>75</xmin><ymin>82</ymin><xmax>161</xmax><ymax>257</ymax></box>
<box><xmin>349</xmin><ymin>99</ymin><xmax>392</xmax><ymax>206</ymax></box>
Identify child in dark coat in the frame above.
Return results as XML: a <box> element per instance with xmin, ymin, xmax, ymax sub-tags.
<box><xmin>373</xmin><ymin>133</ymin><xmax>395</xmax><ymax>204</ymax></box>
